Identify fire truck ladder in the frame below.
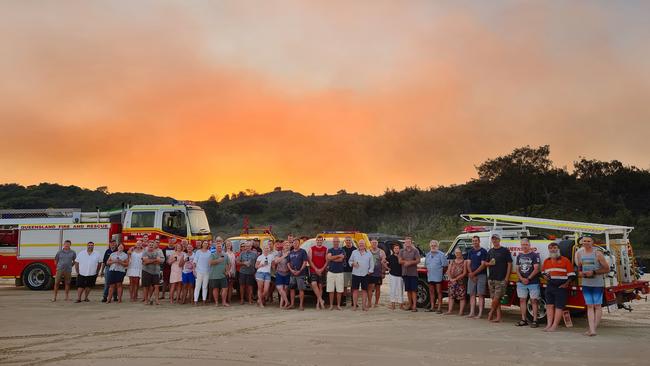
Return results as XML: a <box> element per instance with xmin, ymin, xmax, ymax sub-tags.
<box><xmin>0</xmin><ymin>208</ymin><xmax>111</xmax><ymax>224</ymax></box>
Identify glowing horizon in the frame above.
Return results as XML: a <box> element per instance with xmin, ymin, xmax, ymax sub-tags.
<box><xmin>1</xmin><ymin>1</ymin><xmax>649</xmax><ymax>201</ymax></box>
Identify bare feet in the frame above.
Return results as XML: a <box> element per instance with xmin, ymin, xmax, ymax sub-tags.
<box><xmin>336</xmin><ymin>306</ymin><xmax>342</xmax><ymax>310</ymax></box>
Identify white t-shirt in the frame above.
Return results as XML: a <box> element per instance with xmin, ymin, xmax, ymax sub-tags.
<box><xmin>75</xmin><ymin>250</ymin><xmax>102</xmax><ymax>276</ymax></box>
<box><xmin>256</xmin><ymin>253</ymin><xmax>275</xmax><ymax>273</ymax></box>
<box><xmin>193</xmin><ymin>250</ymin><xmax>212</xmax><ymax>274</ymax></box>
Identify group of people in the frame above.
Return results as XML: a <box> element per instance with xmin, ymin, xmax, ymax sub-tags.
<box><xmin>441</xmin><ymin>233</ymin><xmax>608</xmax><ymax>336</ymax></box>
<box><xmin>51</xmin><ymin>232</ymin><xmax>609</xmax><ymax>335</ymax></box>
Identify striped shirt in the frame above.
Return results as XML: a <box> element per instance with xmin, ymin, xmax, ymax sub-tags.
<box><xmin>542</xmin><ymin>256</ymin><xmax>575</xmax><ymax>286</ymax></box>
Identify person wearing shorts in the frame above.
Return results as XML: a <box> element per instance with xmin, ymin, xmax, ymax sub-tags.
<box><xmin>237</xmin><ymin>241</ymin><xmax>258</xmax><ymax>305</ymax></box>
<box><xmin>273</xmin><ymin>241</ymin><xmax>292</xmax><ymax>309</ymax></box>
<box><xmin>349</xmin><ymin>240</ymin><xmax>374</xmax><ymax>311</ymax></box>
<box><xmin>542</xmin><ymin>242</ymin><xmax>575</xmax><ymax>332</ymax></box>
<box><xmin>254</xmin><ymin>243</ymin><xmax>275</xmax><ymax>307</ymax></box>
<box><xmin>141</xmin><ymin>241</ymin><xmax>164</xmax><ymax>305</ymax></box>
<box><xmin>100</xmin><ymin>240</ymin><xmax>118</xmax><ymax>303</ymax></box>
<box><xmin>342</xmin><ymin>237</ymin><xmax>355</xmax><ymax>305</ymax></box>
<box><xmin>486</xmin><ymin>233</ymin><xmax>512</xmax><ymax>323</ymax></box>
<box><xmin>326</xmin><ymin>237</ymin><xmax>345</xmax><ymax>310</ymax></box>
<box><xmin>399</xmin><ymin>237</ymin><xmax>420</xmax><ymax>312</ymax></box>
<box><xmin>465</xmin><ymin>236</ymin><xmax>488</xmax><ymax>318</ymax></box>
<box><xmin>74</xmin><ymin>241</ymin><xmax>102</xmax><ymax>303</ymax></box>
<box><xmin>106</xmin><ymin>244</ymin><xmax>129</xmax><ymax>303</ymax></box>
<box><xmin>515</xmin><ymin>238</ymin><xmax>541</xmax><ymax>327</ymax></box>
<box><xmin>52</xmin><ymin>240</ymin><xmax>76</xmax><ymax>302</ymax></box>
<box><xmin>368</xmin><ymin>239</ymin><xmax>386</xmax><ymax>308</ymax></box>
<box><xmin>308</xmin><ymin>236</ymin><xmax>328</xmax><ymax>309</ymax></box>
<box><xmin>424</xmin><ymin>240</ymin><xmax>447</xmax><ymax>313</ymax></box>
<box><xmin>575</xmin><ymin>236</ymin><xmax>609</xmax><ymax>336</ymax></box>
<box><xmin>208</xmin><ymin>243</ymin><xmax>230</xmax><ymax>306</ymax></box>
<box><xmin>180</xmin><ymin>246</ymin><xmax>195</xmax><ymax>304</ymax></box>
<box><xmin>288</xmin><ymin>239</ymin><xmax>309</xmax><ymax>310</ymax></box>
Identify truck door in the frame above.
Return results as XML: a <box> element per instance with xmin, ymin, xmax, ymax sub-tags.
<box><xmin>0</xmin><ymin>228</ymin><xmax>19</xmax><ymax>276</ymax></box>
<box><xmin>161</xmin><ymin>210</ymin><xmax>188</xmax><ymax>238</ymax></box>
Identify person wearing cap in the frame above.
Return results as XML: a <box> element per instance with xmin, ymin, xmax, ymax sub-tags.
<box><xmin>486</xmin><ymin>233</ymin><xmax>512</xmax><ymax>323</ymax></box>
<box><xmin>542</xmin><ymin>242</ymin><xmax>576</xmax><ymax>332</ymax></box>
<box><xmin>575</xmin><ymin>236</ymin><xmax>609</xmax><ymax>336</ymax></box>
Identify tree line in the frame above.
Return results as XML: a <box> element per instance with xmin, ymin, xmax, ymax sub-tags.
<box><xmin>1</xmin><ymin>146</ymin><xmax>649</xmax><ymax>253</ymax></box>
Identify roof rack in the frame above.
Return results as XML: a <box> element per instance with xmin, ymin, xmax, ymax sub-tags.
<box><xmin>461</xmin><ymin>214</ymin><xmax>633</xmax><ymax>250</ymax></box>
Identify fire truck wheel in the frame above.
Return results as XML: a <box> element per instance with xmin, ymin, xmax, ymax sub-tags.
<box><xmin>526</xmin><ymin>294</ymin><xmax>548</xmax><ymax>323</ymax></box>
<box><xmin>23</xmin><ymin>263</ymin><xmax>53</xmax><ymax>291</ymax></box>
<box><xmin>416</xmin><ymin>279</ymin><xmax>430</xmax><ymax>308</ymax></box>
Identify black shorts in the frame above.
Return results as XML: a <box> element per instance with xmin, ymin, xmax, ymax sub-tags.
<box><xmin>239</xmin><ymin>273</ymin><xmax>256</xmax><ymax>286</ymax></box>
<box><xmin>209</xmin><ymin>278</ymin><xmax>228</xmax><ymax>290</ymax></box>
<box><xmin>77</xmin><ymin>275</ymin><xmax>97</xmax><ymax>288</ymax></box>
<box><xmin>108</xmin><ymin>271</ymin><xmax>126</xmax><ymax>285</ymax></box>
<box><xmin>404</xmin><ymin>276</ymin><xmax>418</xmax><ymax>292</ymax></box>
<box><xmin>141</xmin><ymin>271</ymin><xmax>160</xmax><ymax>287</ymax></box>
<box><xmin>367</xmin><ymin>276</ymin><xmax>382</xmax><ymax>285</ymax></box>
<box><xmin>351</xmin><ymin>275</ymin><xmax>368</xmax><ymax>291</ymax></box>
<box><xmin>428</xmin><ymin>280</ymin><xmax>442</xmax><ymax>285</ymax></box>
<box><xmin>545</xmin><ymin>285</ymin><xmax>568</xmax><ymax>309</ymax></box>
<box><xmin>309</xmin><ymin>273</ymin><xmax>325</xmax><ymax>284</ymax></box>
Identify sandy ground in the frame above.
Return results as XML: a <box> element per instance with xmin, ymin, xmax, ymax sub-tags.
<box><xmin>1</xmin><ymin>278</ymin><xmax>649</xmax><ymax>366</ymax></box>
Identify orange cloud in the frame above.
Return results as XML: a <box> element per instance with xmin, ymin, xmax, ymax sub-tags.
<box><xmin>0</xmin><ymin>1</ymin><xmax>649</xmax><ymax>200</ymax></box>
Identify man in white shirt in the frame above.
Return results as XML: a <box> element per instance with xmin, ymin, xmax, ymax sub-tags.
<box><xmin>74</xmin><ymin>241</ymin><xmax>102</xmax><ymax>303</ymax></box>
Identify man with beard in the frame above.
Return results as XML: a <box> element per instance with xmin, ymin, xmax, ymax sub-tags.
<box><xmin>542</xmin><ymin>242</ymin><xmax>575</xmax><ymax>332</ymax></box>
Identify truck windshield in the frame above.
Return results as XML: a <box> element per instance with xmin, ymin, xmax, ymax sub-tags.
<box><xmin>187</xmin><ymin>209</ymin><xmax>211</xmax><ymax>235</ymax></box>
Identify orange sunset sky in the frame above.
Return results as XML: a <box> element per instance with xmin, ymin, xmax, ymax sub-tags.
<box><xmin>1</xmin><ymin>1</ymin><xmax>649</xmax><ymax>200</ymax></box>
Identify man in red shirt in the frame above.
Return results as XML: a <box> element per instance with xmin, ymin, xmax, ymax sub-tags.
<box><xmin>309</xmin><ymin>236</ymin><xmax>328</xmax><ymax>310</ymax></box>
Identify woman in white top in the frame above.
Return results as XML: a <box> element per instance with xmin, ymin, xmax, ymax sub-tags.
<box><xmin>192</xmin><ymin>241</ymin><xmax>212</xmax><ymax>305</ymax></box>
<box><xmin>127</xmin><ymin>240</ymin><xmax>144</xmax><ymax>302</ymax></box>
<box><xmin>255</xmin><ymin>243</ymin><xmax>275</xmax><ymax>308</ymax></box>
<box><xmin>224</xmin><ymin>240</ymin><xmax>237</xmax><ymax>304</ymax></box>
<box><xmin>167</xmin><ymin>243</ymin><xmax>185</xmax><ymax>304</ymax></box>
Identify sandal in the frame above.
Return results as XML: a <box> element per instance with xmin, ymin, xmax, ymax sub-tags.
<box><xmin>515</xmin><ymin>320</ymin><xmax>529</xmax><ymax>327</ymax></box>
<box><xmin>530</xmin><ymin>321</ymin><xmax>539</xmax><ymax>328</ymax></box>
<box><xmin>425</xmin><ymin>308</ymin><xmax>434</xmax><ymax>312</ymax></box>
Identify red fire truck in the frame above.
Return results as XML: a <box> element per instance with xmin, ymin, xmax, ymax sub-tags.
<box><xmin>0</xmin><ymin>202</ymin><xmax>212</xmax><ymax>290</ymax></box>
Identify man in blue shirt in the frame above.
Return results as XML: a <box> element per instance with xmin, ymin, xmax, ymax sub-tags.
<box><xmin>425</xmin><ymin>240</ymin><xmax>448</xmax><ymax>313</ymax></box>
<box><xmin>287</xmin><ymin>239</ymin><xmax>308</xmax><ymax>310</ymax></box>
<box><xmin>465</xmin><ymin>235</ymin><xmax>488</xmax><ymax>318</ymax></box>
<box><xmin>326</xmin><ymin>237</ymin><xmax>346</xmax><ymax>310</ymax></box>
